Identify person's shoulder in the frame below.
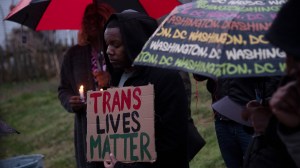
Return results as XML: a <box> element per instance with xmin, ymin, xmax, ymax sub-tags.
<box><xmin>149</xmin><ymin>67</ymin><xmax>179</xmax><ymax>76</ymax></box>
<box><xmin>64</xmin><ymin>44</ymin><xmax>90</xmax><ymax>56</ymax></box>
<box><xmin>68</xmin><ymin>44</ymin><xmax>88</xmax><ymax>51</ymax></box>
<box><xmin>147</xmin><ymin>67</ymin><xmax>181</xmax><ymax>83</ymax></box>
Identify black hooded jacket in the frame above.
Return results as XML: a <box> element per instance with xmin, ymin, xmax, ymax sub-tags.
<box><xmin>103</xmin><ymin>11</ymin><xmax>189</xmax><ymax>168</ymax></box>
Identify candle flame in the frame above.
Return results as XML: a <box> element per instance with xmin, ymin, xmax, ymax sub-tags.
<box><xmin>79</xmin><ymin>85</ymin><xmax>84</xmax><ymax>100</ymax></box>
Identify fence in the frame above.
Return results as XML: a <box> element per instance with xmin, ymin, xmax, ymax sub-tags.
<box><xmin>0</xmin><ymin>28</ymin><xmax>69</xmax><ymax>83</ymax></box>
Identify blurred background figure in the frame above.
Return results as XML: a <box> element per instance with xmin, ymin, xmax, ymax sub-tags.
<box><xmin>58</xmin><ymin>2</ymin><xmax>114</xmax><ymax>168</ymax></box>
<box><xmin>243</xmin><ymin>0</ymin><xmax>300</xmax><ymax>167</ymax></box>
<box><xmin>193</xmin><ymin>75</ymin><xmax>279</xmax><ymax>168</ymax></box>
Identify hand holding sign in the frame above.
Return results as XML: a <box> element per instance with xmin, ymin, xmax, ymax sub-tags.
<box><xmin>104</xmin><ymin>153</ymin><xmax>118</xmax><ymax>168</ymax></box>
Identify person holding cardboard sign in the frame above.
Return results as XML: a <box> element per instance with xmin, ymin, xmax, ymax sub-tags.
<box><xmin>102</xmin><ymin>10</ymin><xmax>189</xmax><ymax>168</ymax></box>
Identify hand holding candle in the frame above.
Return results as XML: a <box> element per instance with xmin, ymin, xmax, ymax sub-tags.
<box><xmin>79</xmin><ymin>85</ymin><xmax>84</xmax><ymax>101</ymax></box>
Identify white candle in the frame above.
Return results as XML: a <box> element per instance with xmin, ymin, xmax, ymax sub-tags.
<box><xmin>79</xmin><ymin>85</ymin><xmax>84</xmax><ymax>100</ymax></box>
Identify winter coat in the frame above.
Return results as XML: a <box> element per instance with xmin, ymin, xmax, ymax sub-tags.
<box><xmin>243</xmin><ymin>117</ymin><xmax>297</xmax><ymax>168</ymax></box>
<box><xmin>209</xmin><ymin>77</ymin><xmax>281</xmax><ymax>106</ymax></box>
<box><xmin>278</xmin><ymin>124</ymin><xmax>300</xmax><ymax>168</ymax></box>
<box><xmin>58</xmin><ymin>44</ymin><xmax>104</xmax><ymax>168</ymax></box>
<box><xmin>243</xmin><ymin>76</ymin><xmax>298</xmax><ymax>168</ymax></box>
<box><xmin>112</xmin><ymin>67</ymin><xmax>189</xmax><ymax>168</ymax></box>
<box><xmin>103</xmin><ymin>11</ymin><xmax>189</xmax><ymax>168</ymax></box>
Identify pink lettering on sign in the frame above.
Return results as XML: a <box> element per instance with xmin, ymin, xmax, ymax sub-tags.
<box><xmin>89</xmin><ymin>87</ymin><xmax>142</xmax><ymax>114</ymax></box>
<box><xmin>90</xmin><ymin>92</ymin><xmax>102</xmax><ymax>114</ymax></box>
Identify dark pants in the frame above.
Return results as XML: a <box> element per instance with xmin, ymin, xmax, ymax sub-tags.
<box><xmin>215</xmin><ymin>117</ymin><xmax>252</xmax><ymax>168</ymax></box>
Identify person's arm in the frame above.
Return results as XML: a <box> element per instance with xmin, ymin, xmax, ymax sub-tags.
<box><xmin>277</xmin><ymin>124</ymin><xmax>300</xmax><ymax>168</ymax></box>
<box><xmin>270</xmin><ymin>81</ymin><xmax>300</xmax><ymax>128</ymax></box>
<box><xmin>269</xmin><ymin>80</ymin><xmax>300</xmax><ymax>167</ymax></box>
<box><xmin>242</xmin><ymin>100</ymin><xmax>272</xmax><ymax>134</ymax></box>
<box><xmin>153</xmin><ymin>70</ymin><xmax>189</xmax><ymax>168</ymax></box>
<box><xmin>58</xmin><ymin>48</ymin><xmax>85</xmax><ymax>113</ymax></box>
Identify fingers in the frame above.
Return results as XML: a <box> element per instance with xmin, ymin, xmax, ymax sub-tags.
<box><xmin>241</xmin><ymin>109</ymin><xmax>251</xmax><ymax>121</ymax></box>
<box><xmin>246</xmin><ymin>100</ymin><xmax>261</xmax><ymax>108</ymax></box>
<box><xmin>103</xmin><ymin>153</ymin><xmax>117</xmax><ymax>168</ymax></box>
<box><xmin>270</xmin><ymin>81</ymin><xmax>300</xmax><ymax>127</ymax></box>
<box><xmin>69</xmin><ymin>96</ymin><xmax>85</xmax><ymax>111</ymax></box>
<box><xmin>272</xmin><ymin>108</ymin><xmax>300</xmax><ymax>127</ymax></box>
<box><xmin>243</xmin><ymin>100</ymin><xmax>272</xmax><ymax>133</ymax></box>
<box><xmin>242</xmin><ymin>100</ymin><xmax>263</xmax><ymax>121</ymax></box>
<box><xmin>69</xmin><ymin>96</ymin><xmax>82</xmax><ymax>103</ymax></box>
<box><xmin>104</xmin><ymin>160</ymin><xmax>112</xmax><ymax>168</ymax></box>
<box><xmin>251</xmin><ymin>107</ymin><xmax>272</xmax><ymax>133</ymax></box>
<box><xmin>270</xmin><ymin>81</ymin><xmax>299</xmax><ymax>112</ymax></box>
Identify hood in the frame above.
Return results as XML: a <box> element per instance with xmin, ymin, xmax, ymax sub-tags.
<box><xmin>103</xmin><ymin>10</ymin><xmax>158</xmax><ymax>73</ymax></box>
<box><xmin>266</xmin><ymin>0</ymin><xmax>300</xmax><ymax>57</ymax></box>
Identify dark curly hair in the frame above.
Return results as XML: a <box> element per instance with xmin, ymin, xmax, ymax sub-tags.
<box><xmin>78</xmin><ymin>3</ymin><xmax>115</xmax><ymax>45</ymax></box>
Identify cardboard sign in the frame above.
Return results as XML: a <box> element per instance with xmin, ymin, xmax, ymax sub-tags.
<box><xmin>86</xmin><ymin>85</ymin><xmax>156</xmax><ymax>162</ymax></box>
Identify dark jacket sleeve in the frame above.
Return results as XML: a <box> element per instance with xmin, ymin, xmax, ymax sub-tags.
<box><xmin>153</xmin><ymin>70</ymin><xmax>189</xmax><ymax>168</ymax></box>
<box><xmin>58</xmin><ymin>47</ymin><xmax>77</xmax><ymax>113</ymax></box>
<box><xmin>277</xmin><ymin>124</ymin><xmax>300</xmax><ymax>168</ymax></box>
<box><xmin>222</xmin><ymin>77</ymin><xmax>281</xmax><ymax>106</ymax></box>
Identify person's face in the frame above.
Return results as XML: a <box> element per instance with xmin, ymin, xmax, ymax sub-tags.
<box><xmin>104</xmin><ymin>27</ymin><xmax>130</xmax><ymax>70</ymax></box>
<box><xmin>286</xmin><ymin>54</ymin><xmax>300</xmax><ymax>80</ymax></box>
<box><xmin>83</xmin><ymin>7</ymin><xmax>103</xmax><ymax>38</ymax></box>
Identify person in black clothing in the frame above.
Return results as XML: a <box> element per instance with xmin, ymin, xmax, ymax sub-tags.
<box><xmin>58</xmin><ymin>3</ymin><xmax>114</xmax><ymax>168</ymax></box>
<box><xmin>193</xmin><ymin>75</ymin><xmax>280</xmax><ymax>168</ymax></box>
<box><xmin>243</xmin><ymin>0</ymin><xmax>300</xmax><ymax>167</ymax></box>
<box><xmin>102</xmin><ymin>10</ymin><xmax>189</xmax><ymax>168</ymax></box>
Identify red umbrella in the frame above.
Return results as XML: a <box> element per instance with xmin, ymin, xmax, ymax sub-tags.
<box><xmin>139</xmin><ymin>0</ymin><xmax>181</xmax><ymax>19</ymax></box>
<box><xmin>37</xmin><ymin>0</ymin><xmax>93</xmax><ymax>30</ymax></box>
<box><xmin>100</xmin><ymin>0</ymin><xmax>182</xmax><ymax>19</ymax></box>
<box><xmin>5</xmin><ymin>0</ymin><xmax>182</xmax><ymax>31</ymax></box>
<box><xmin>5</xmin><ymin>0</ymin><xmax>92</xmax><ymax>30</ymax></box>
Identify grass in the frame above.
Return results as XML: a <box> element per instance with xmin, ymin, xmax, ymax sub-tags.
<box><xmin>0</xmin><ymin>77</ymin><xmax>225</xmax><ymax>168</ymax></box>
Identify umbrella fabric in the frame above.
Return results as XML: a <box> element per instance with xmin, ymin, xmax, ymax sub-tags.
<box><xmin>139</xmin><ymin>0</ymin><xmax>181</xmax><ymax>19</ymax></box>
<box><xmin>99</xmin><ymin>0</ymin><xmax>182</xmax><ymax>19</ymax></box>
<box><xmin>5</xmin><ymin>0</ymin><xmax>182</xmax><ymax>30</ymax></box>
<box><xmin>99</xmin><ymin>0</ymin><xmax>147</xmax><ymax>14</ymax></box>
<box><xmin>4</xmin><ymin>0</ymin><xmax>51</xmax><ymax>30</ymax></box>
<box><xmin>4</xmin><ymin>0</ymin><xmax>92</xmax><ymax>30</ymax></box>
<box><xmin>0</xmin><ymin>119</ymin><xmax>20</xmax><ymax>136</ymax></box>
<box><xmin>134</xmin><ymin>0</ymin><xmax>287</xmax><ymax>79</ymax></box>
<box><xmin>37</xmin><ymin>0</ymin><xmax>93</xmax><ymax>30</ymax></box>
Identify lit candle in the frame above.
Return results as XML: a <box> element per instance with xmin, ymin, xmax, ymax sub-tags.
<box><xmin>100</xmin><ymin>88</ymin><xmax>103</xmax><ymax>91</ymax></box>
<box><xmin>79</xmin><ymin>85</ymin><xmax>84</xmax><ymax>100</ymax></box>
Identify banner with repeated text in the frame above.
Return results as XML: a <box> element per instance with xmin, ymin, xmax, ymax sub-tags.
<box><xmin>134</xmin><ymin>0</ymin><xmax>287</xmax><ymax>79</ymax></box>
